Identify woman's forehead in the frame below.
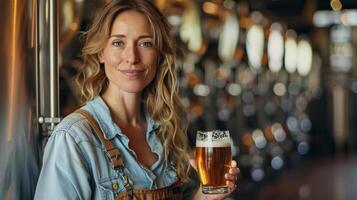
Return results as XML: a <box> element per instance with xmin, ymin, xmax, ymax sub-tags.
<box><xmin>109</xmin><ymin>10</ymin><xmax>153</xmax><ymax>36</ymax></box>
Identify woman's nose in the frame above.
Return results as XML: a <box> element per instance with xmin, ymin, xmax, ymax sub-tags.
<box><xmin>124</xmin><ymin>44</ymin><xmax>138</xmax><ymax>64</ymax></box>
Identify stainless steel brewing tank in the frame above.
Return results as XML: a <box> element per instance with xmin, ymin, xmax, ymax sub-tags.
<box><xmin>0</xmin><ymin>0</ymin><xmax>40</xmax><ymax>199</ymax></box>
<box><xmin>0</xmin><ymin>0</ymin><xmax>105</xmax><ymax>198</ymax></box>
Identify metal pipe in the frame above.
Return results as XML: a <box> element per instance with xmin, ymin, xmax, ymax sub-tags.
<box><xmin>49</xmin><ymin>0</ymin><xmax>59</xmax><ymax>130</ymax></box>
<box><xmin>38</xmin><ymin>0</ymin><xmax>60</xmax><ymax>132</ymax></box>
<box><xmin>35</xmin><ymin>0</ymin><xmax>40</xmax><ymax>127</ymax></box>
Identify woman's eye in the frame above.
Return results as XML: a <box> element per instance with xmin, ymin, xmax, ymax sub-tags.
<box><xmin>140</xmin><ymin>41</ymin><xmax>153</xmax><ymax>48</ymax></box>
<box><xmin>112</xmin><ymin>41</ymin><xmax>124</xmax><ymax>47</ymax></box>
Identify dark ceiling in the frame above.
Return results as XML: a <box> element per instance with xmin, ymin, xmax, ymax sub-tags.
<box><xmin>251</xmin><ymin>0</ymin><xmax>357</xmax><ymax>12</ymax></box>
<box><xmin>247</xmin><ymin>0</ymin><xmax>357</xmax><ymax>33</ymax></box>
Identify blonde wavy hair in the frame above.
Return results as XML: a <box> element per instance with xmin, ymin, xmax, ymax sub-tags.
<box><xmin>76</xmin><ymin>0</ymin><xmax>191</xmax><ymax>182</ymax></box>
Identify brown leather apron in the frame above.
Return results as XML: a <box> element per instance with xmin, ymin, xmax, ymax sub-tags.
<box><xmin>76</xmin><ymin>109</ymin><xmax>183</xmax><ymax>200</ymax></box>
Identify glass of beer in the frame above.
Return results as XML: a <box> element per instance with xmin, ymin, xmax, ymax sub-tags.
<box><xmin>195</xmin><ymin>130</ymin><xmax>232</xmax><ymax>194</ymax></box>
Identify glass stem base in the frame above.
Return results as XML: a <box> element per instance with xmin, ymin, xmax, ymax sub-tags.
<box><xmin>202</xmin><ymin>185</ymin><xmax>229</xmax><ymax>194</ymax></box>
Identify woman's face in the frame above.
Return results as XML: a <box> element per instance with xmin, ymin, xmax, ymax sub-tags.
<box><xmin>100</xmin><ymin>10</ymin><xmax>158</xmax><ymax>94</ymax></box>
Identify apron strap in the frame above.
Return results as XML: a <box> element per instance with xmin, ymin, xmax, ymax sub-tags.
<box><xmin>75</xmin><ymin>109</ymin><xmax>124</xmax><ymax>169</ymax></box>
<box><xmin>76</xmin><ymin>109</ymin><xmax>134</xmax><ymax>198</ymax></box>
<box><xmin>75</xmin><ymin>109</ymin><xmax>182</xmax><ymax>199</ymax></box>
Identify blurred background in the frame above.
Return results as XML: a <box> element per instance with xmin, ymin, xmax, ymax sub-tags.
<box><xmin>1</xmin><ymin>0</ymin><xmax>357</xmax><ymax>199</ymax></box>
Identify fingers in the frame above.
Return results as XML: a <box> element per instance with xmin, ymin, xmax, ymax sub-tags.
<box><xmin>225</xmin><ymin>160</ymin><xmax>240</xmax><ymax>191</ymax></box>
<box><xmin>228</xmin><ymin>160</ymin><xmax>240</xmax><ymax>177</ymax></box>
<box><xmin>226</xmin><ymin>180</ymin><xmax>237</xmax><ymax>189</ymax></box>
<box><xmin>225</xmin><ymin>172</ymin><xmax>238</xmax><ymax>187</ymax></box>
<box><xmin>231</xmin><ymin>160</ymin><xmax>237</xmax><ymax>168</ymax></box>
<box><xmin>229</xmin><ymin>166</ymin><xmax>240</xmax><ymax>175</ymax></box>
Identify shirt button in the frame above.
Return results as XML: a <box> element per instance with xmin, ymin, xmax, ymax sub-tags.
<box><xmin>112</xmin><ymin>183</ymin><xmax>118</xmax><ymax>190</ymax></box>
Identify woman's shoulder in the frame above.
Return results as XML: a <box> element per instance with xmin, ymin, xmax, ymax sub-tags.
<box><xmin>51</xmin><ymin>112</ymin><xmax>101</xmax><ymax>147</ymax></box>
<box><xmin>54</xmin><ymin>112</ymin><xmax>86</xmax><ymax>131</ymax></box>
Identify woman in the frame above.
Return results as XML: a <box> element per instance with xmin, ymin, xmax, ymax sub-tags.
<box><xmin>35</xmin><ymin>0</ymin><xmax>239</xmax><ymax>199</ymax></box>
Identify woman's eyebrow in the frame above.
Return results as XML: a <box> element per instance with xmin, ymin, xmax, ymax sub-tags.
<box><xmin>110</xmin><ymin>34</ymin><xmax>153</xmax><ymax>39</ymax></box>
<box><xmin>110</xmin><ymin>34</ymin><xmax>125</xmax><ymax>38</ymax></box>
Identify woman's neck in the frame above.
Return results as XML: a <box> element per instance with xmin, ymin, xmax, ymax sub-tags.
<box><xmin>101</xmin><ymin>88</ymin><xmax>144</xmax><ymax>127</ymax></box>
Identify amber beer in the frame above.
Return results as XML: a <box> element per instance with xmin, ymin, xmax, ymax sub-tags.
<box><xmin>196</xmin><ymin>130</ymin><xmax>232</xmax><ymax>194</ymax></box>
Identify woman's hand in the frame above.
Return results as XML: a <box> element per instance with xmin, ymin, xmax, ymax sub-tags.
<box><xmin>190</xmin><ymin>159</ymin><xmax>240</xmax><ymax>200</ymax></box>
<box><xmin>224</xmin><ymin>160</ymin><xmax>240</xmax><ymax>192</ymax></box>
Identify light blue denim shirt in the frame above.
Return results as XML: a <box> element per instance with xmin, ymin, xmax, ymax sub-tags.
<box><xmin>34</xmin><ymin>96</ymin><xmax>178</xmax><ymax>200</ymax></box>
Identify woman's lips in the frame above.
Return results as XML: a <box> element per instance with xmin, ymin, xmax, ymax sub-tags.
<box><xmin>119</xmin><ymin>69</ymin><xmax>146</xmax><ymax>77</ymax></box>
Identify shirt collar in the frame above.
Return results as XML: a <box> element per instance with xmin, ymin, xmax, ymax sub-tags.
<box><xmin>144</xmin><ymin>108</ymin><xmax>160</xmax><ymax>135</ymax></box>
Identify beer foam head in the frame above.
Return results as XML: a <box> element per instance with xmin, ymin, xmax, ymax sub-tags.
<box><xmin>196</xmin><ymin>130</ymin><xmax>231</xmax><ymax>147</ymax></box>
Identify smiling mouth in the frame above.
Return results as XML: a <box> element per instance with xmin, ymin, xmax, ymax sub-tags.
<box><xmin>119</xmin><ymin>69</ymin><xmax>146</xmax><ymax>77</ymax></box>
